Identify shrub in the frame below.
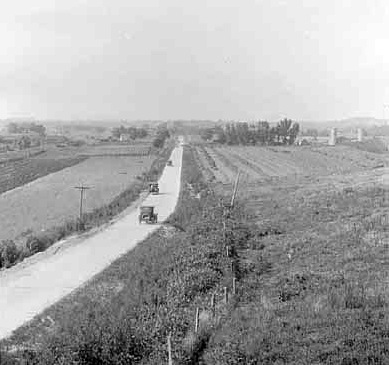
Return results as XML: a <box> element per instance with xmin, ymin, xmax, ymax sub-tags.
<box><xmin>26</xmin><ymin>235</ymin><xmax>50</xmax><ymax>255</ymax></box>
<box><xmin>0</xmin><ymin>240</ymin><xmax>19</xmax><ymax>268</ymax></box>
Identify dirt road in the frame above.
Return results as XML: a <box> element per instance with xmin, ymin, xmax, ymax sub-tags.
<box><xmin>0</xmin><ymin>144</ymin><xmax>183</xmax><ymax>340</ymax></box>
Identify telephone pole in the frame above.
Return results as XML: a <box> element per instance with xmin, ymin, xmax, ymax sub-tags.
<box><xmin>230</xmin><ymin>170</ymin><xmax>241</xmax><ymax>208</ymax></box>
<box><xmin>384</xmin><ymin>104</ymin><xmax>389</xmax><ymax>125</ymax></box>
<box><xmin>74</xmin><ymin>185</ymin><xmax>92</xmax><ymax>223</ymax></box>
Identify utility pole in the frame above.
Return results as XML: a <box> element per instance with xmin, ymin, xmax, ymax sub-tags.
<box><xmin>74</xmin><ymin>184</ymin><xmax>92</xmax><ymax>224</ymax></box>
<box><xmin>167</xmin><ymin>333</ymin><xmax>173</xmax><ymax>365</ymax></box>
<box><xmin>230</xmin><ymin>170</ymin><xmax>241</xmax><ymax>208</ymax></box>
<box><xmin>384</xmin><ymin>104</ymin><xmax>389</xmax><ymax>125</ymax></box>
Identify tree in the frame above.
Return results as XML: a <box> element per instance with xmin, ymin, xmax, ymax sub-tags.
<box><xmin>214</xmin><ymin>126</ymin><xmax>227</xmax><ymax>144</ymax></box>
<box><xmin>275</xmin><ymin>119</ymin><xmax>300</xmax><ymax>145</ymax></box>
<box><xmin>228</xmin><ymin>124</ymin><xmax>239</xmax><ymax>145</ymax></box>
<box><xmin>236</xmin><ymin>122</ymin><xmax>250</xmax><ymax>144</ymax></box>
<box><xmin>255</xmin><ymin>121</ymin><xmax>270</xmax><ymax>145</ymax></box>
<box><xmin>152</xmin><ymin>126</ymin><xmax>170</xmax><ymax>148</ymax></box>
<box><xmin>277</xmin><ymin>118</ymin><xmax>293</xmax><ymax>144</ymax></box>
<box><xmin>288</xmin><ymin>123</ymin><xmax>300</xmax><ymax>145</ymax></box>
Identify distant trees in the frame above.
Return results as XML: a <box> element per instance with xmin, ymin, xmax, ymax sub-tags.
<box><xmin>7</xmin><ymin>122</ymin><xmax>46</xmax><ymax>136</ymax></box>
<box><xmin>200</xmin><ymin>119</ymin><xmax>300</xmax><ymax>146</ymax></box>
<box><xmin>112</xmin><ymin>126</ymin><xmax>148</xmax><ymax>140</ymax></box>
<box><xmin>152</xmin><ymin>126</ymin><xmax>170</xmax><ymax>148</ymax></box>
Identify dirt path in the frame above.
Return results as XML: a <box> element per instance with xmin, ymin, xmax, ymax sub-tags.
<box><xmin>0</xmin><ymin>143</ymin><xmax>183</xmax><ymax>340</ymax></box>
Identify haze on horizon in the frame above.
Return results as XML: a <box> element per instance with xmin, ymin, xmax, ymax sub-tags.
<box><xmin>1</xmin><ymin>0</ymin><xmax>389</xmax><ymax>122</ymax></box>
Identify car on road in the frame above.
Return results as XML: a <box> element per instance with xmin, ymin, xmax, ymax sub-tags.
<box><xmin>138</xmin><ymin>206</ymin><xmax>158</xmax><ymax>224</ymax></box>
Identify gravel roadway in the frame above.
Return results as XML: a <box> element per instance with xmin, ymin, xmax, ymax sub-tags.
<box><xmin>0</xmin><ymin>142</ymin><xmax>183</xmax><ymax>340</ymax></box>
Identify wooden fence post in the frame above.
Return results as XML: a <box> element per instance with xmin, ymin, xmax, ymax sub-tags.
<box><xmin>195</xmin><ymin>307</ymin><xmax>199</xmax><ymax>333</ymax></box>
<box><xmin>167</xmin><ymin>333</ymin><xmax>173</xmax><ymax>365</ymax></box>
<box><xmin>211</xmin><ymin>294</ymin><xmax>215</xmax><ymax>318</ymax></box>
<box><xmin>224</xmin><ymin>286</ymin><xmax>228</xmax><ymax>304</ymax></box>
<box><xmin>232</xmin><ymin>277</ymin><xmax>236</xmax><ymax>295</ymax></box>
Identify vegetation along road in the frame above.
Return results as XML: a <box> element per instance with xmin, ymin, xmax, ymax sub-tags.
<box><xmin>0</xmin><ymin>142</ymin><xmax>183</xmax><ymax>340</ymax></box>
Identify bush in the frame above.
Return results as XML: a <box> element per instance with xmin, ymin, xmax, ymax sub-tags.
<box><xmin>0</xmin><ymin>240</ymin><xmax>19</xmax><ymax>268</ymax></box>
<box><xmin>26</xmin><ymin>236</ymin><xmax>47</xmax><ymax>255</ymax></box>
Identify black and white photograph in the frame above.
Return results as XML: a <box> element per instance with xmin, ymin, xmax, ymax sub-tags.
<box><xmin>1</xmin><ymin>1</ymin><xmax>389</xmax><ymax>364</ymax></box>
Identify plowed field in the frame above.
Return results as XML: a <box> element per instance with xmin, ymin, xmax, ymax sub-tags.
<box><xmin>195</xmin><ymin>145</ymin><xmax>387</xmax><ymax>184</ymax></box>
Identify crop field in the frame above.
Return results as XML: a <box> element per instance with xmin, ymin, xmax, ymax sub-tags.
<box><xmin>0</xmin><ymin>147</ymin><xmax>45</xmax><ymax>163</ymax></box>
<box><xmin>0</xmin><ymin>143</ymin><xmax>153</xmax><ymax>195</ymax></box>
<box><xmin>35</xmin><ymin>143</ymin><xmax>152</xmax><ymax>159</ymax></box>
<box><xmin>0</xmin><ymin>156</ymin><xmax>86</xmax><ymax>195</ymax></box>
<box><xmin>0</xmin><ymin>154</ymin><xmax>154</xmax><ymax>245</ymax></box>
<box><xmin>195</xmin><ymin>145</ymin><xmax>387</xmax><ymax>184</ymax></box>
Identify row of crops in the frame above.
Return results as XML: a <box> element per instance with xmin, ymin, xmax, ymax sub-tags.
<box><xmin>193</xmin><ymin>146</ymin><xmax>217</xmax><ymax>182</ymax></box>
<box><xmin>0</xmin><ymin>157</ymin><xmax>86</xmax><ymax>195</ymax></box>
<box><xmin>194</xmin><ymin>146</ymin><xmax>239</xmax><ymax>183</ymax></box>
<box><xmin>0</xmin><ymin>148</ymin><xmax>45</xmax><ymax>164</ymax></box>
<box><xmin>194</xmin><ymin>145</ymin><xmax>389</xmax><ymax>184</ymax></box>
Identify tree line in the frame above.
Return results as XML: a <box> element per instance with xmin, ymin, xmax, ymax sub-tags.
<box><xmin>200</xmin><ymin>119</ymin><xmax>300</xmax><ymax>146</ymax></box>
<box><xmin>111</xmin><ymin>126</ymin><xmax>148</xmax><ymax>140</ymax></box>
<box><xmin>152</xmin><ymin>125</ymin><xmax>170</xmax><ymax>148</ymax></box>
<box><xmin>7</xmin><ymin>122</ymin><xmax>46</xmax><ymax>136</ymax></box>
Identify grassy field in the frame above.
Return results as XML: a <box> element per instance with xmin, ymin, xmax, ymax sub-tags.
<box><xmin>194</xmin><ymin>143</ymin><xmax>389</xmax><ymax>364</ymax></box>
<box><xmin>0</xmin><ymin>154</ymin><xmax>154</xmax><ymax>246</ymax></box>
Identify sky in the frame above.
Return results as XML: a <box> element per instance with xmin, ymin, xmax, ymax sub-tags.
<box><xmin>1</xmin><ymin>0</ymin><xmax>389</xmax><ymax>121</ymax></box>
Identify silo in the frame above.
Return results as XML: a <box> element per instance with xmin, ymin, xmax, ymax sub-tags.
<box><xmin>328</xmin><ymin>128</ymin><xmax>337</xmax><ymax>146</ymax></box>
<box><xmin>357</xmin><ymin>128</ymin><xmax>363</xmax><ymax>142</ymax></box>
